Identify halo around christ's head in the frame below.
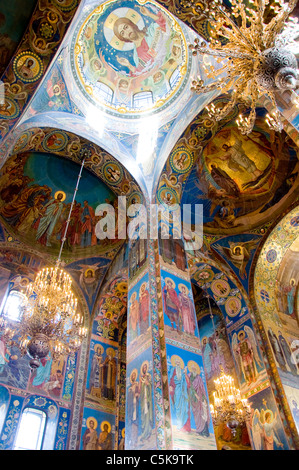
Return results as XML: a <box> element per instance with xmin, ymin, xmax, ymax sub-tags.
<box><xmin>104</xmin><ymin>7</ymin><xmax>144</xmax><ymax>51</ymax></box>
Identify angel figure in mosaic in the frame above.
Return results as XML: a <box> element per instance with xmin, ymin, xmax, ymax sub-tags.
<box><xmin>213</xmin><ymin>239</ymin><xmax>260</xmax><ymax>279</ymax></box>
<box><xmin>249</xmin><ymin>404</ymin><xmax>284</xmax><ymax>450</ymax></box>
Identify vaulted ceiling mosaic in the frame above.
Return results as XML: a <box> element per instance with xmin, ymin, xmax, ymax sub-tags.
<box><xmin>0</xmin><ymin>1</ymin><xmax>37</xmax><ymax>76</ymax></box>
<box><xmin>0</xmin><ymin>0</ymin><xmax>298</xmax><ymax>317</ymax></box>
<box><xmin>157</xmin><ymin>97</ymin><xmax>299</xmax><ymax>233</ymax></box>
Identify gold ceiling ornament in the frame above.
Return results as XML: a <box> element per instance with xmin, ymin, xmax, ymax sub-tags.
<box><xmin>0</xmin><ymin>158</ymin><xmax>88</xmax><ymax>369</ymax></box>
<box><xmin>206</xmin><ymin>294</ymin><xmax>251</xmax><ymax>435</ymax></box>
<box><xmin>188</xmin><ymin>0</ymin><xmax>299</xmax><ymax>135</ymax></box>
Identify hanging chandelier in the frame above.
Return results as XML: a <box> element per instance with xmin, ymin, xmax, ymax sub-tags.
<box><xmin>209</xmin><ymin>367</ymin><xmax>251</xmax><ymax>435</ymax></box>
<box><xmin>0</xmin><ymin>158</ymin><xmax>87</xmax><ymax>369</ymax></box>
<box><xmin>189</xmin><ymin>0</ymin><xmax>299</xmax><ymax>135</ymax></box>
<box><xmin>206</xmin><ymin>295</ymin><xmax>251</xmax><ymax>435</ymax></box>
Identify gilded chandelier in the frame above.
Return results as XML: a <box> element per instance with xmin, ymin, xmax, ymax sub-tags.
<box><xmin>0</xmin><ymin>159</ymin><xmax>87</xmax><ymax>369</ymax></box>
<box><xmin>1</xmin><ymin>264</ymin><xmax>87</xmax><ymax>369</ymax></box>
<box><xmin>206</xmin><ymin>295</ymin><xmax>251</xmax><ymax>436</ymax></box>
<box><xmin>209</xmin><ymin>368</ymin><xmax>251</xmax><ymax>435</ymax></box>
<box><xmin>189</xmin><ymin>0</ymin><xmax>299</xmax><ymax>135</ymax></box>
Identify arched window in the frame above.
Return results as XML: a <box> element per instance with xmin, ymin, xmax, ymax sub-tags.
<box><xmin>2</xmin><ymin>290</ymin><xmax>26</xmax><ymax>322</ymax></box>
<box><xmin>95</xmin><ymin>82</ymin><xmax>114</xmax><ymax>104</ymax></box>
<box><xmin>14</xmin><ymin>407</ymin><xmax>47</xmax><ymax>450</ymax></box>
<box><xmin>133</xmin><ymin>91</ymin><xmax>153</xmax><ymax>109</ymax></box>
<box><xmin>169</xmin><ymin>67</ymin><xmax>180</xmax><ymax>89</ymax></box>
<box><xmin>0</xmin><ymin>386</ymin><xmax>9</xmax><ymax>436</ymax></box>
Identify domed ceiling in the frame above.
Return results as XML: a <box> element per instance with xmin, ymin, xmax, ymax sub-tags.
<box><xmin>72</xmin><ymin>0</ymin><xmax>190</xmax><ymax>116</ymax></box>
<box><xmin>17</xmin><ymin>0</ymin><xmax>221</xmax><ymax>194</ymax></box>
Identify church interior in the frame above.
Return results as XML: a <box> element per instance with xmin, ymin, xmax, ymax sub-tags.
<box><xmin>0</xmin><ymin>0</ymin><xmax>298</xmax><ymax>451</ymax></box>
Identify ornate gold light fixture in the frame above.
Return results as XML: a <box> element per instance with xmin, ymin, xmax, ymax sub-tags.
<box><xmin>0</xmin><ymin>158</ymin><xmax>88</xmax><ymax>369</ymax></box>
<box><xmin>209</xmin><ymin>368</ymin><xmax>251</xmax><ymax>435</ymax></box>
<box><xmin>206</xmin><ymin>295</ymin><xmax>251</xmax><ymax>435</ymax></box>
<box><xmin>189</xmin><ymin>0</ymin><xmax>299</xmax><ymax>135</ymax></box>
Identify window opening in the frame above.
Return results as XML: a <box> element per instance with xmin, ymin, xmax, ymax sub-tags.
<box><xmin>133</xmin><ymin>91</ymin><xmax>153</xmax><ymax>109</ymax></box>
<box><xmin>2</xmin><ymin>290</ymin><xmax>26</xmax><ymax>322</ymax></box>
<box><xmin>14</xmin><ymin>407</ymin><xmax>47</xmax><ymax>450</ymax></box>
